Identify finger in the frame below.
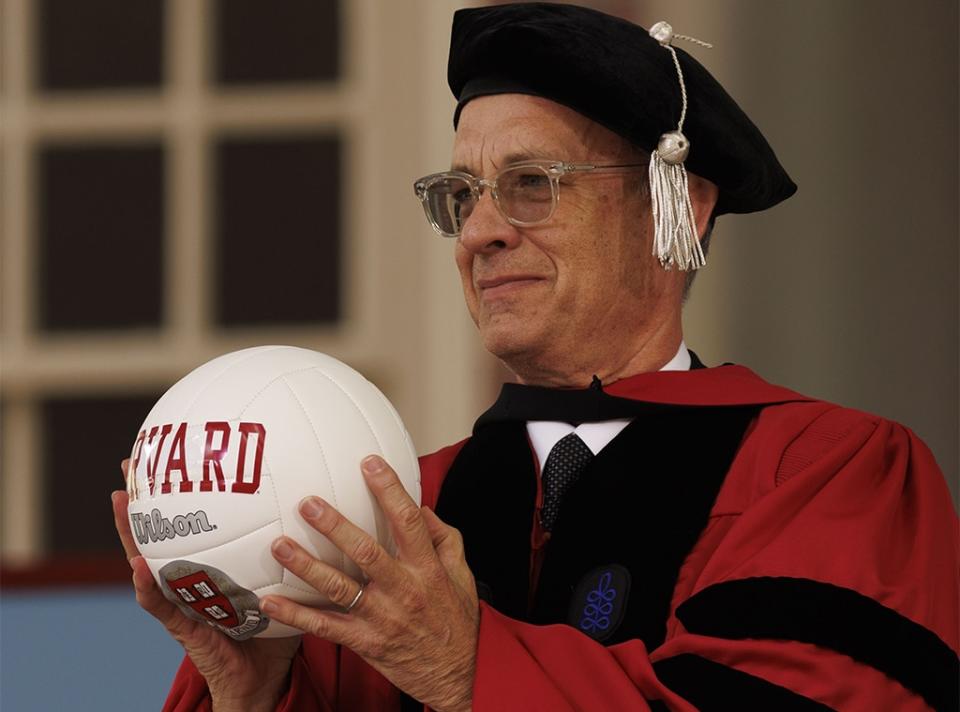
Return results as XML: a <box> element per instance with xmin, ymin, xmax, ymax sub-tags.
<box><xmin>119</xmin><ymin>458</ymin><xmax>131</xmax><ymax>482</ymax></box>
<box><xmin>130</xmin><ymin>555</ymin><xmax>201</xmax><ymax>642</ymax></box>
<box><xmin>298</xmin><ymin>496</ymin><xmax>407</xmax><ymax>589</ymax></box>
<box><xmin>259</xmin><ymin>595</ymin><xmax>355</xmax><ymax>647</ymax></box>
<box><xmin>111</xmin><ymin>490</ymin><xmax>141</xmax><ymax>562</ymax></box>
<box><xmin>270</xmin><ymin>535</ymin><xmax>371</xmax><ymax>611</ymax></box>
<box><xmin>361</xmin><ymin>456</ymin><xmax>435</xmax><ymax>565</ymax></box>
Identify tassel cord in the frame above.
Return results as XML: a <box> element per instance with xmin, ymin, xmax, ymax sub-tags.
<box><xmin>666</xmin><ymin>45</ymin><xmax>688</xmax><ymax>132</ymax></box>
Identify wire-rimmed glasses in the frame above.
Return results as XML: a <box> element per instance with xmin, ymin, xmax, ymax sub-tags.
<box><xmin>413</xmin><ymin>160</ymin><xmax>646</xmax><ymax>237</ymax></box>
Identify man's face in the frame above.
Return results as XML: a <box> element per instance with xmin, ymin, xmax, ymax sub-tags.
<box><xmin>451</xmin><ymin>94</ymin><xmax>683</xmax><ymax>386</ymax></box>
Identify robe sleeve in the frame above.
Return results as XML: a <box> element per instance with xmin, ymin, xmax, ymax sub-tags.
<box><xmin>161</xmin><ymin>656</ymin><xmax>213</xmax><ymax>712</ymax></box>
<box><xmin>657</xmin><ymin>407</ymin><xmax>959</xmax><ymax>711</ymax></box>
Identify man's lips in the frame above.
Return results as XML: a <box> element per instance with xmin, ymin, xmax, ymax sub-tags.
<box><xmin>477</xmin><ymin>275</ymin><xmax>544</xmax><ymax>289</ymax></box>
<box><xmin>476</xmin><ymin>275</ymin><xmax>544</xmax><ymax>298</ymax></box>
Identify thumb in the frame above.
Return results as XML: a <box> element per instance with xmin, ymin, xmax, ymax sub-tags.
<box><xmin>420</xmin><ymin>506</ymin><xmax>466</xmax><ymax>567</ymax></box>
<box><xmin>421</xmin><ymin>506</ymin><xmax>454</xmax><ymax>551</ymax></box>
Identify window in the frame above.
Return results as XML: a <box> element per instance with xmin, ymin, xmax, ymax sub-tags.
<box><xmin>3</xmin><ymin>0</ymin><xmax>351</xmax><ymax>559</ymax></box>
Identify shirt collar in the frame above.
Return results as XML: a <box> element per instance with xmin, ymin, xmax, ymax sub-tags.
<box><xmin>526</xmin><ymin>341</ymin><xmax>690</xmax><ymax>467</ymax></box>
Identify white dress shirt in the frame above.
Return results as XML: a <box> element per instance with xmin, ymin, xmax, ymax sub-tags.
<box><xmin>526</xmin><ymin>342</ymin><xmax>691</xmax><ymax>469</ymax></box>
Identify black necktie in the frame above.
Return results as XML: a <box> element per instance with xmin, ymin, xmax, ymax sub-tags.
<box><xmin>540</xmin><ymin>432</ymin><xmax>594</xmax><ymax>532</ymax></box>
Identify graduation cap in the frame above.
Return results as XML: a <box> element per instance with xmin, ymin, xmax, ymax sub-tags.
<box><xmin>448</xmin><ymin>2</ymin><xmax>797</xmax><ymax>271</ymax></box>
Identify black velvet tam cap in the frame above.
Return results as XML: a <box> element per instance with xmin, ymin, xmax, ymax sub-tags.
<box><xmin>449</xmin><ymin>3</ymin><xmax>796</xmax><ymax>216</ymax></box>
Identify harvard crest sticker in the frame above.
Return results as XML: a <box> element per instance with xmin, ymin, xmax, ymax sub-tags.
<box><xmin>159</xmin><ymin>560</ymin><xmax>269</xmax><ymax>641</ymax></box>
<box><xmin>568</xmin><ymin>564</ymin><xmax>631</xmax><ymax>642</ymax></box>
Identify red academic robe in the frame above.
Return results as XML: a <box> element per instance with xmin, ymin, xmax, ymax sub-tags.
<box><xmin>161</xmin><ymin>365</ymin><xmax>959</xmax><ymax>711</ymax></box>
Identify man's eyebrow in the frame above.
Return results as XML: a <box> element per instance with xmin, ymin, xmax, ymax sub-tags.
<box><xmin>501</xmin><ymin>150</ymin><xmax>560</xmax><ymax>165</ymax></box>
<box><xmin>450</xmin><ymin>149</ymin><xmax>564</xmax><ymax>175</ymax></box>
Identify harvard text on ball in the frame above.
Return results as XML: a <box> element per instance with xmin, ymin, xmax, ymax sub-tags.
<box><xmin>129</xmin><ymin>421</ymin><xmax>266</xmax><ymax>497</ymax></box>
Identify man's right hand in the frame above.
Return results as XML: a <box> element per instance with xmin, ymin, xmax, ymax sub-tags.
<box><xmin>112</xmin><ymin>460</ymin><xmax>301</xmax><ymax>712</ymax></box>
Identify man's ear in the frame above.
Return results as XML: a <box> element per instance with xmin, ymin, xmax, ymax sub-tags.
<box><xmin>686</xmin><ymin>173</ymin><xmax>719</xmax><ymax>241</ymax></box>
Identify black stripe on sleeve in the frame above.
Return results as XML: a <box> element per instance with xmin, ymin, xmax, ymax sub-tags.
<box><xmin>676</xmin><ymin>577</ymin><xmax>960</xmax><ymax>712</ymax></box>
<box><xmin>652</xmin><ymin>654</ymin><xmax>835</xmax><ymax>711</ymax></box>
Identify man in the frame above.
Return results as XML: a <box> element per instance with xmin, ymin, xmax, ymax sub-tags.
<box><xmin>112</xmin><ymin>4</ymin><xmax>958</xmax><ymax>711</ymax></box>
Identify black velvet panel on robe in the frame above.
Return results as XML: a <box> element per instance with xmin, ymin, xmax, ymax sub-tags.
<box><xmin>435</xmin><ymin>403</ymin><xmax>759</xmax><ymax>651</ymax></box>
<box><xmin>435</xmin><ymin>421</ymin><xmax>539</xmax><ymax>621</ymax></box>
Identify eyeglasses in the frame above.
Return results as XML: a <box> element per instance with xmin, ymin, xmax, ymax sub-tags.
<box><xmin>413</xmin><ymin>160</ymin><xmax>646</xmax><ymax>237</ymax></box>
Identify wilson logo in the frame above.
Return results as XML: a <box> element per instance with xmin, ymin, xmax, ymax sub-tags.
<box><xmin>130</xmin><ymin>508</ymin><xmax>216</xmax><ymax>545</ymax></box>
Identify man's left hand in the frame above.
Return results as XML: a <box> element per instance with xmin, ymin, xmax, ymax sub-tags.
<box><xmin>260</xmin><ymin>455</ymin><xmax>479</xmax><ymax>712</ymax></box>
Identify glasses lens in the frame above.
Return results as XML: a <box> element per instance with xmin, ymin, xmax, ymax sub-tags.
<box><xmin>497</xmin><ymin>165</ymin><xmax>555</xmax><ymax>225</ymax></box>
<box><xmin>423</xmin><ymin>176</ymin><xmax>474</xmax><ymax>236</ymax></box>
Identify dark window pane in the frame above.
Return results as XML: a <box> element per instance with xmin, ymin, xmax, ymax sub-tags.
<box><xmin>37</xmin><ymin>143</ymin><xmax>165</xmax><ymax>331</ymax></box>
<box><xmin>214</xmin><ymin>135</ymin><xmax>341</xmax><ymax>326</ymax></box>
<box><xmin>214</xmin><ymin>0</ymin><xmax>339</xmax><ymax>84</ymax></box>
<box><xmin>42</xmin><ymin>393</ymin><xmax>160</xmax><ymax>554</ymax></box>
<box><xmin>37</xmin><ymin>0</ymin><xmax>164</xmax><ymax>90</ymax></box>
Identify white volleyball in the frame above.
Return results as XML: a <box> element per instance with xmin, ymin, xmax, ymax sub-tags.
<box><xmin>125</xmin><ymin>346</ymin><xmax>420</xmax><ymax>639</ymax></box>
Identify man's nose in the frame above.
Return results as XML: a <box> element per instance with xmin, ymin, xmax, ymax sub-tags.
<box><xmin>459</xmin><ymin>190</ymin><xmax>522</xmax><ymax>254</ymax></box>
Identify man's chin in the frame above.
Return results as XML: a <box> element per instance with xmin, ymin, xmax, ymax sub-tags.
<box><xmin>479</xmin><ymin>321</ymin><xmax>540</xmax><ymax>364</ymax></box>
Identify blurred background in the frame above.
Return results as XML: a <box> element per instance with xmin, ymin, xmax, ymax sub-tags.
<box><xmin>1</xmin><ymin>0</ymin><xmax>956</xmax><ymax>708</ymax></box>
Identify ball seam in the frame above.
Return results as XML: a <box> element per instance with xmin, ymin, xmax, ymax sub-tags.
<box><xmin>182</xmin><ymin>345</ymin><xmax>289</xmax><ymax>420</ymax></box>
<box><xmin>278</xmin><ymin>375</ymin><xmax>344</xmax><ymax>577</ymax></box>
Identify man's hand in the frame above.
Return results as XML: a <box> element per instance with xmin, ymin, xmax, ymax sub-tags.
<box><xmin>260</xmin><ymin>455</ymin><xmax>480</xmax><ymax>712</ymax></box>
<box><xmin>112</xmin><ymin>461</ymin><xmax>300</xmax><ymax>712</ymax></box>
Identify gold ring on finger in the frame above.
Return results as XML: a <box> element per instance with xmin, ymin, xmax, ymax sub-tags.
<box><xmin>345</xmin><ymin>583</ymin><xmax>365</xmax><ymax>613</ymax></box>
